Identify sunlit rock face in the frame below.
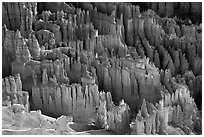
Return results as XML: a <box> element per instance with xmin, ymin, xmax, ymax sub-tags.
<box><xmin>32</xmin><ymin>70</ymin><xmax>131</xmax><ymax>133</ymax></box>
<box><xmin>2</xmin><ymin>2</ymin><xmax>202</xmax><ymax>135</ymax></box>
<box><xmin>96</xmin><ymin>94</ymin><xmax>131</xmax><ymax>134</ymax></box>
<box><xmin>130</xmin><ymin>84</ymin><xmax>201</xmax><ymax>135</ymax></box>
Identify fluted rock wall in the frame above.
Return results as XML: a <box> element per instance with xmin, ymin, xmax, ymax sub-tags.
<box><xmin>145</xmin><ymin>2</ymin><xmax>202</xmax><ymax>24</ymax></box>
<box><xmin>76</xmin><ymin>2</ymin><xmax>201</xmax><ymax>77</ymax></box>
<box><xmin>2</xmin><ymin>25</ymin><xmax>41</xmax><ymax>78</ymax></box>
<box><xmin>76</xmin><ymin>2</ymin><xmax>202</xmax><ymax>24</ymax></box>
<box><xmin>130</xmin><ymin>84</ymin><xmax>201</xmax><ymax>135</ymax></box>
<box><xmin>3</xmin><ymin>2</ymin><xmax>201</xmax><ymax>109</ymax></box>
<box><xmin>6</xmin><ymin>2</ymin><xmax>201</xmax><ymax>111</ymax></box>
<box><xmin>97</xmin><ymin>97</ymin><xmax>130</xmax><ymax>134</ymax></box>
<box><xmin>12</xmin><ymin>58</ymin><xmax>70</xmax><ymax>93</ymax></box>
<box><xmin>73</xmin><ymin>2</ymin><xmax>202</xmax><ymax>109</ymax></box>
<box><xmin>93</xmin><ymin>56</ymin><xmax>162</xmax><ymax>111</ymax></box>
<box><xmin>2</xmin><ymin>2</ymin><xmax>202</xmax><ymax>135</ymax></box>
<box><xmin>2</xmin><ymin>2</ymin><xmax>37</xmax><ymax>36</ymax></box>
<box><xmin>2</xmin><ymin>74</ymin><xmax>29</xmax><ymax>112</ymax></box>
<box><xmin>31</xmin><ymin>69</ymin><xmax>130</xmax><ymax>133</ymax></box>
<box><xmin>10</xmin><ymin>27</ymin><xmax>162</xmax><ymax>112</ymax></box>
<box><xmin>34</xmin><ymin>10</ymin><xmax>97</xmax><ymax>47</ymax></box>
<box><xmin>32</xmin><ymin>78</ymin><xmax>99</xmax><ymax>122</ymax></box>
<box><xmin>37</xmin><ymin>2</ymin><xmax>76</xmax><ymax>14</ymax></box>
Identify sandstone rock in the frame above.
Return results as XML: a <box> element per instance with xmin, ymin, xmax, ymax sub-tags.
<box><xmin>2</xmin><ymin>2</ymin><xmax>37</xmax><ymax>31</ymax></box>
<box><xmin>145</xmin><ymin>2</ymin><xmax>201</xmax><ymax>24</ymax></box>
<box><xmin>10</xmin><ymin>104</ymin><xmax>25</xmax><ymax>113</ymax></box>
<box><xmin>103</xmin><ymin>67</ymin><xmax>112</xmax><ymax>94</ymax></box>
<box><xmin>36</xmin><ymin>29</ymin><xmax>56</xmax><ymax>49</ymax></box>
<box><xmin>38</xmin><ymin>2</ymin><xmax>75</xmax><ymax>14</ymax></box>
<box><xmin>9</xmin><ymin>76</ymin><xmax>17</xmax><ymax>94</ymax></box>
<box><xmin>115</xmin><ymin>67</ymin><xmax>123</xmax><ymax>102</ymax></box>
<box><xmin>126</xmin><ymin>19</ymin><xmax>134</xmax><ymax>46</ymax></box>
<box><xmin>106</xmin><ymin>100</ymin><xmax>130</xmax><ymax>134</ymax></box>
<box><xmin>142</xmin><ymin>38</ymin><xmax>154</xmax><ymax>61</ymax></box>
<box><xmin>130</xmin><ymin>110</ymin><xmax>145</xmax><ymax>135</ymax></box>
<box><xmin>180</xmin><ymin>53</ymin><xmax>189</xmax><ymax>74</ymax></box>
<box><xmin>15</xmin><ymin>74</ymin><xmax>23</xmax><ymax>92</ymax></box>
<box><xmin>27</xmin><ymin>34</ymin><xmax>41</xmax><ymax>59</ymax></box>
<box><xmin>131</xmin><ymin>82</ymin><xmax>200</xmax><ymax>135</ymax></box>
<box><xmin>2</xmin><ymin>2</ymin><xmax>202</xmax><ymax>135</ymax></box>
<box><xmin>53</xmin><ymin>24</ymin><xmax>62</xmax><ymax>46</ymax></box>
<box><xmin>191</xmin><ymin>56</ymin><xmax>202</xmax><ymax>76</ymax></box>
<box><xmin>2</xmin><ymin>75</ymin><xmax>29</xmax><ymax>111</ymax></box>
<box><xmin>121</xmin><ymin>68</ymin><xmax>131</xmax><ymax>100</ymax></box>
<box><xmin>32</xmin><ymin>75</ymin><xmax>101</xmax><ymax>122</ymax></box>
<box><xmin>138</xmin><ymin>18</ymin><xmax>145</xmax><ymax>39</ymax></box>
<box><xmin>96</xmin><ymin>94</ymin><xmax>108</xmax><ymax>129</ymax></box>
<box><xmin>4</xmin><ymin>77</ymin><xmax>11</xmax><ymax>94</ymax></box>
<box><xmin>169</xmin><ymin>48</ymin><xmax>180</xmax><ymax>73</ymax></box>
<box><xmin>42</xmin><ymin>68</ymin><xmax>49</xmax><ymax>85</ymax></box>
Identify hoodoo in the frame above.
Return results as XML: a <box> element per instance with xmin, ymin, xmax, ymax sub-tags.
<box><xmin>2</xmin><ymin>2</ymin><xmax>202</xmax><ymax>135</ymax></box>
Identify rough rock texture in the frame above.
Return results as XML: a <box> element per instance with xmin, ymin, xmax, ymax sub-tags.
<box><xmin>2</xmin><ymin>26</ymin><xmax>35</xmax><ymax>78</ymax></box>
<box><xmin>96</xmin><ymin>94</ymin><xmax>130</xmax><ymax>134</ymax></box>
<box><xmin>2</xmin><ymin>2</ymin><xmax>37</xmax><ymax>37</ymax></box>
<box><xmin>10</xmin><ymin>28</ymin><xmax>162</xmax><ymax>112</ymax></box>
<box><xmin>145</xmin><ymin>2</ymin><xmax>202</xmax><ymax>24</ymax></box>
<box><xmin>130</xmin><ymin>84</ymin><xmax>201</xmax><ymax>135</ymax></box>
<box><xmin>93</xmin><ymin>57</ymin><xmax>162</xmax><ymax>111</ymax></box>
<box><xmin>2</xmin><ymin>74</ymin><xmax>29</xmax><ymax>112</ymax></box>
<box><xmin>76</xmin><ymin>2</ymin><xmax>201</xmax><ymax>77</ymax></box>
<box><xmin>2</xmin><ymin>2</ymin><xmax>202</xmax><ymax>135</ymax></box>
<box><xmin>31</xmin><ymin>69</ymin><xmax>130</xmax><ymax>134</ymax></box>
<box><xmin>2</xmin><ymin>106</ymin><xmax>116</xmax><ymax>135</ymax></box>
<box><xmin>75</xmin><ymin>2</ymin><xmax>202</xmax><ymax>110</ymax></box>
<box><xmin>32</xmin><ymin>74</ymin><xmax>99</xmax><ymax>122</ymax></box>
<box><xmin>78</xmin><ymin>2</ymin><xmax>201</xmax><ymax>24</ymax></box>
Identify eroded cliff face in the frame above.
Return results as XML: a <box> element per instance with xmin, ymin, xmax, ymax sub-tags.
<box><xmin>32</xmin><ymin>70</ymin><xmax>99</xmax><ymax>121</ymax></box>
<box><xmin>32</xmin><ymin>69</ymin><xmax>131</xmax><ymax>133</ymax></box>
<box><xmin>9</xmin><ymin>28</ymin><xmax>163</xmax><ymax>112</ymax></box>
<box><xmin>75</xmin><ymin>2</ymin><xmax>202</xmax><ymax>24</ymax></box>
<box><xmin>96</xmin><ymin>98</ymin><xmax>131</xmax><ymax>134</ymax></box>
<box><xmin>130</xmin><ymin>83</ymin><xmax>201</xmax><ymax>135</ymax></box>
<box><xmin>2</xmin><ymin>2</ymin><xmax>37</xmax><ymax>36</ymax></box>
<box><xmin>2</xmin><ymin>74</ymin><xmax>29</xmax><ymax>112</ymax></box>
<box><xmin>2</xmin><ymin>2</ymin><xmax>202</xmax><ymax>135</ymax></box>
